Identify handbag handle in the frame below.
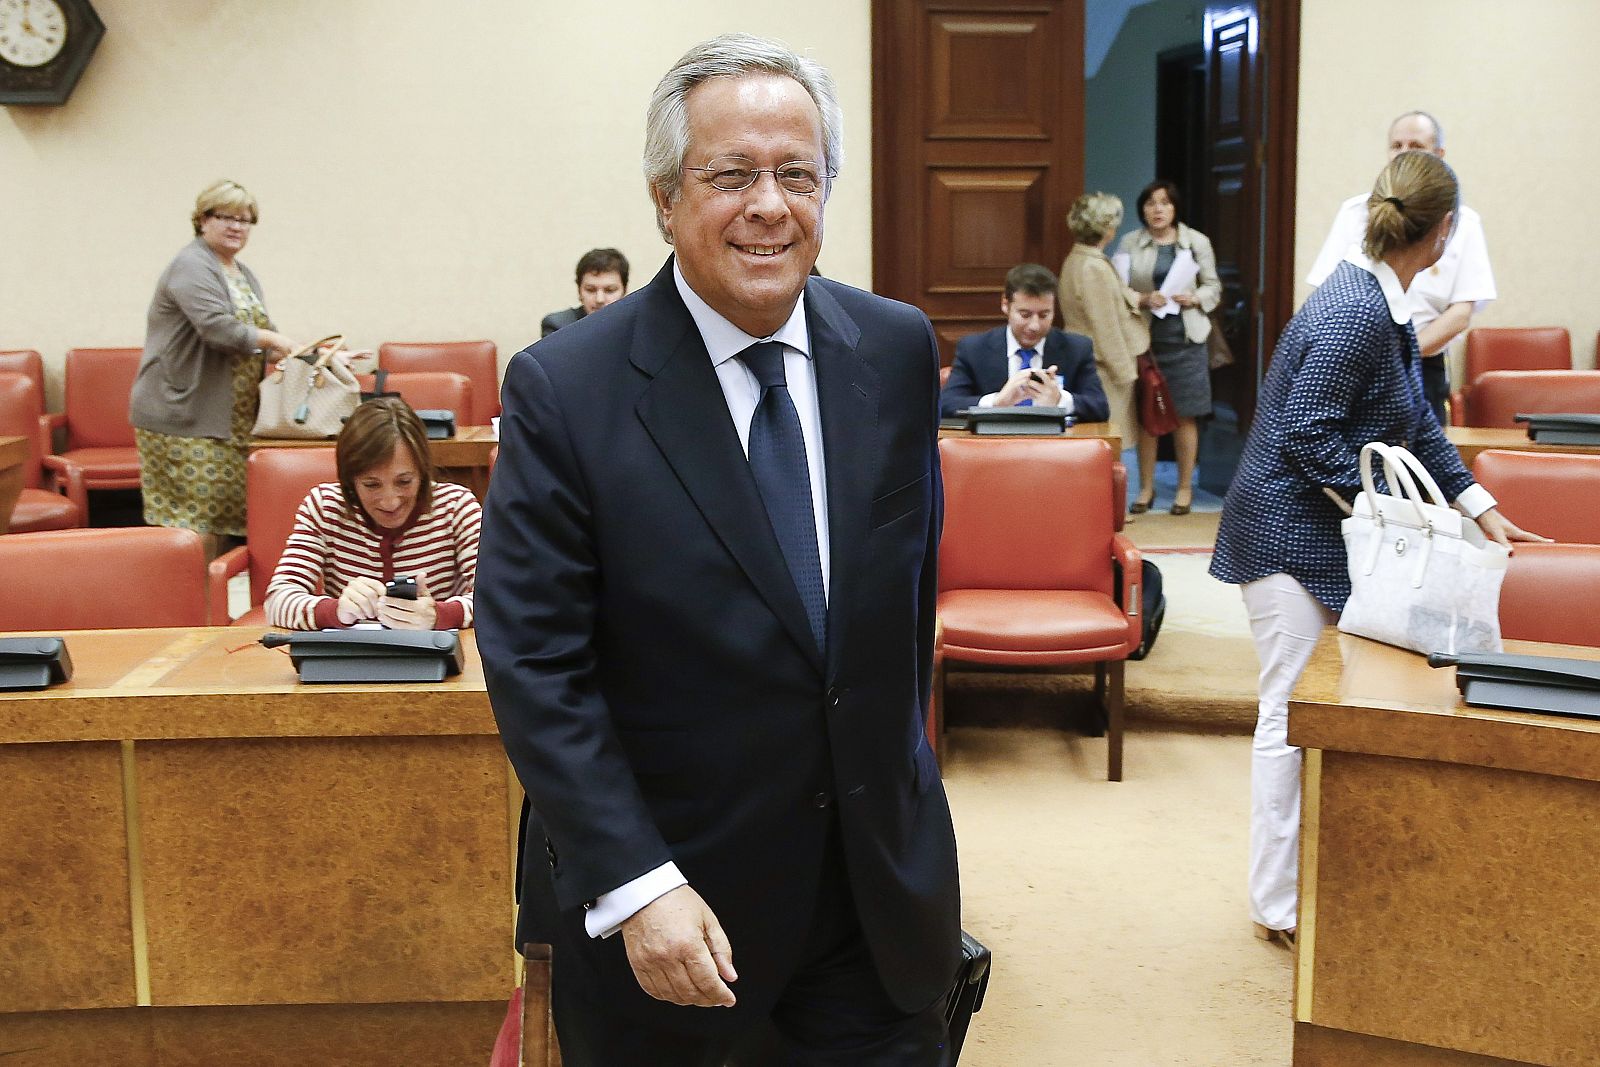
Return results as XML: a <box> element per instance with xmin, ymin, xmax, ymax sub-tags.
<box><xmin>283</xmin><ymin>334</ymin><xmax>346</xmax><ymax>367</ymax></box>
<box><xmin>1359</xmin><ymin>442</ymin><xmax>1431</xmax><ymax>529</ymax></box>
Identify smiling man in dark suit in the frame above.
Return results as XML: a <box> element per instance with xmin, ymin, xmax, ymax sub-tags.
<box><xmin>477</xmin><ymin>33</ymin><xmax>960</xmax><ymax>1066</ymax></box>
<box><xmin>939</xmin><ymin>261</ymin><xmax>1109</xmax><ymax>421</ymax></box>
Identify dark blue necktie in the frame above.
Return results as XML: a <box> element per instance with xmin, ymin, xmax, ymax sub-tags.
<box><xmin>1016</xmin><ymin>348</ymin><xmax>1037</xmax><ymax>407</ymax></box>
<box><xmin>740</xmin><ymin>342</ymin><xmax>827</xmax><ymax>652</ymax></box>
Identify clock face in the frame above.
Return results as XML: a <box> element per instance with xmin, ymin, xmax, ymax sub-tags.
<box><xmin>0</xmin><ymin>0</ymin><xmax>68</xmax><ymax>68</ymax></box>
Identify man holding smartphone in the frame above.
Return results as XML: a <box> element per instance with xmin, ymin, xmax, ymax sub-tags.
<box><xmin>939</xmin><ymin>262</ymin><xmax>1110</xmax><ymax>420</ymax></box>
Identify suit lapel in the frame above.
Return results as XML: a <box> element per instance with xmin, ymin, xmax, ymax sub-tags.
<box><xmin>807</xmin><ymin>281</ymin><xmax>877</xmax><ymax>678</ymax></box>
<box><xmin>632</xmin><ymin>260</ymin><xmax>825</xmax><ymax>672</ymax></box>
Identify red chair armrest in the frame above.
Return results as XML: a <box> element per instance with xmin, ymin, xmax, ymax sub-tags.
<box><xmin>45</xmin><ymin>411</ymin><xmax>67</xmax><ymax>433</ymax></box>
<box><xmin>208</xmin><ymin>545</ymin><xmax>251</xmax><ymax>625</ymax></box>
<box><xmin>1111</xmin><ymin>461</ymin><xmax>1127</xmax><ymax>532</ymax></box>
<box><xmin>1112</xmin><ymin>533</ymin><xmax>1142</xmax><ymax>657</ymax></box>
<box><xmin>1448</xmin><ymin>389</ymin><xmax>1466</xmax><ymax>426</ymax></box>
<box><xmin>39</xmin><ymin>454</ymin><xmax>88</xmax><ymax>513</ymax></box>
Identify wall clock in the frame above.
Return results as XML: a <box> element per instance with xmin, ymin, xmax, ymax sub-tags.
<box><xmin>0</xmin><ymin>0</ymin><xmax>103</xmax><ymax>105</ymax></box>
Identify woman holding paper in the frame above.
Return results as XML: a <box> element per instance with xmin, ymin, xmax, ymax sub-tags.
<box><xmin>1117</xmin><ymin>180</ymin><xmax>1222</xmax><ymax>514</ymax></box>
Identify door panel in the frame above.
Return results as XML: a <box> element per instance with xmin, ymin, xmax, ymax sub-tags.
<box><xmin>874</xmin><ymin>0</ymin><xmax>1084</xmax><ymax>365</ymax></box>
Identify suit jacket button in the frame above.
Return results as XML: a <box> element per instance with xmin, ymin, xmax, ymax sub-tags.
<box><xmin>812</xmin><ymin>792</ymin><xmax>831</xmax><ymax>808</ymax></box>
<box><xmin>827</xmin><ymin>688</ymin><xmax>841</xmax><ymax>707</ymax></box>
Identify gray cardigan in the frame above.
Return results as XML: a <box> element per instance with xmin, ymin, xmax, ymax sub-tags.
<box><xmin>129</xmin><ymin>237</ymin><xmax>273</xmax><ymax>440</ymax></box>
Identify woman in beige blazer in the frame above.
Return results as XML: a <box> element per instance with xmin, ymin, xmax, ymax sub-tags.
<box><xmin>1117</xmin><ymin>180</ymin><xmax>1223</xmax><ymax>514</ymax></box>
<box><xmin>1058</xmin><ymin>192</ymin><xmax>1149</xmax><ymax>449</ymax></box>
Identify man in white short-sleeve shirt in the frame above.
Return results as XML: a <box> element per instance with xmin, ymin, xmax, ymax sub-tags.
<box><xmin>1306</xmin><ymin>111</ymin><xmax>1495</xmax><ymax>423</ymax></box>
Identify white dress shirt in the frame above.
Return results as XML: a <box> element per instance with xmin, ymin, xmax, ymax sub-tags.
<box><xmin>1345</xmin><ymin>249</ymin><xmax>1495</xmax><ymax>519</ymax></box>
<box><xmin>976</xmin><ymin>329</ymin><xmax>1074</xmax><ymax>412</ymax></box>
<box><xmin>584</xmin><ymin>262</ymin><xmax>830</xmax><ymax>939</ymax></box>
<box><xmin>1307</xmin><ymin>194</ymin><xmax>1496</xmax><ymax>334</ymax></box>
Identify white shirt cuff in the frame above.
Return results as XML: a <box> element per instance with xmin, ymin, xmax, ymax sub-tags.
<box><xmin>977</xmin><ymin>392</ymin><xmax>999</xmax><ymax>407</ymax></box>
<box><xmin>1059</xmin><ymin>390</ymin><xmax>1074</xmax><ymax>414</ymax></box>
<box><xmin>1455</xmin><ymin>483</ymin><xmax>1496</xmax><ymax>519</ymax></box>
<box><xmin>584</xmin><ymin>861</ymin><xmax>687</xmax><ymax>939</ymax></box>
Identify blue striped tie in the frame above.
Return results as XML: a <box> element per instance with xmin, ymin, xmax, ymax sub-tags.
<box><xmin>739</xmin><ymin>342</ymin><xmax>827</xmax><ymax>653</ymax></box>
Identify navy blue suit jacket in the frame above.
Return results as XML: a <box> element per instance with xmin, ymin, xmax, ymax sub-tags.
<box><xmin>477</xmin><ymin>258</ymin><xmax>960</xmax><ymax>1027</ymax></box>
<box><xmin>939</xmin><ymin>325</ymin><xmax>1109</xmax><ymax>421</ymax></box>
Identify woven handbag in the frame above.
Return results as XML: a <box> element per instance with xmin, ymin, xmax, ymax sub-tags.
<box><xmin>252</xmin><ymin>335</ymin><xmax>361</xmax><ymax>439</ymax></box>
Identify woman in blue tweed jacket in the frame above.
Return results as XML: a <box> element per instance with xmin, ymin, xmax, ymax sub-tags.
<box><xmin>1211</xmin><ymin>151</ymin><xmax>1541</xmax><ymax>948</ymax></box>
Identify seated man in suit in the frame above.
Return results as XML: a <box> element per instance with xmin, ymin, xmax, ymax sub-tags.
<box><xmin>939</xmin><ymin>261</ymin><xmax>1109</xmax><ymax>421</ymax></box>
<box><xmin>540</xmin><ymin>247</ymin><xmax>630</xmax><ymax>337</ymax></box>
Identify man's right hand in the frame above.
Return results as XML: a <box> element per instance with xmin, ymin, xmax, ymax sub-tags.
<box><xmin>620</xmin><ymin>885</ymin><xmax>737</xmax><ymax>1007</ymax></box>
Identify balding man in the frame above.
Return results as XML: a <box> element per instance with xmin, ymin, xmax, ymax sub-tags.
<box><xmin>1306</xmin><ymin>111</ymin><xmax>1495</xmax><ymax>423</ymax></box>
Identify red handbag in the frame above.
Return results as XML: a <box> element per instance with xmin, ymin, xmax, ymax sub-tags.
<box><xmin>1136</xmin><ymin>351</ymin><xmax>1180</xmax><ymax>436</ymax></box>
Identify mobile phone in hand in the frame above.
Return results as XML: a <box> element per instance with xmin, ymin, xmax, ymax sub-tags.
<box><xmin>1028</xmin><ymin>370</ymin><xmax>1046</xmax><ymax>384</ymax></box>
<box><xmin>385</xmin><ymin>576</ymin><xmax>418</xmax><ymax>600</ymax></box>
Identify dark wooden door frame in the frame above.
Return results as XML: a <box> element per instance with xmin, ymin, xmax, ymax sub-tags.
<box><xmin>1259</xmin><ymin>0</ymin><xmax>1300</xmax><ymax>381</ymax></box>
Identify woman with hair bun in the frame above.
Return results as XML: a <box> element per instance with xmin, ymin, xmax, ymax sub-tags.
<box><xmin>1209</xmin><ymin>150</ymin><xmax>1545</xmax><ymax>949</ymax></box>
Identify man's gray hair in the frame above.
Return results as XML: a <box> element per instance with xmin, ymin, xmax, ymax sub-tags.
<box><xmin>643</xmin><ymin>33</ymin><xmax>843</xmax><ymax>241</ymax></box>
<box><xmin>1390</xmin><ymin>109</ymin><xmax>1445</xmax><ymax>151</ymax></box>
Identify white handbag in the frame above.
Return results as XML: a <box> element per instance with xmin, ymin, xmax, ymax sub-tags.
<box><xmin>1337</xmin><ymin>441</ymin><xmax>1508</xmax><ymax>655</ymax></box>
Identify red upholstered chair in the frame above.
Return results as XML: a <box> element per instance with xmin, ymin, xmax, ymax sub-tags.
<box><xmin>0</xmin><ymin>527</ymin><xmax>210</xmax><ymax>630</ymax></box>
<box><xmin>0</xmin><ymin>351</ymin><xmax>61</xmax><ymax>434</ymax></box>
<box><xmin>359</xmin><ymin>371</ymin><xmax>473</xmax><ymax>426</ymax></box>
<box><xmin>1457</xmin><ymin>370</ymin><xmax>1600</xmax><ymax>430</ymax></box>
<box><xmin>1499</xmin><ymin>543</ymin><xmax>1600</xmax><ymax>648</ymax></box>
<box><xmin>209</xmin><ymin>447</ymin><xmax>337</xmax><ymax>624</ymax></box>
<box><xmin>49</xmin><ymin>347</ymin><xmax>143</xmax><ymax>516</ymax></box>
<box><xmin>935</xmin><ymin>436</ymin><xmax>1141</xmax><ymax>780</ymax></box>
<box><xmin>1450</xmin><ymin>328</ymin><xmax>1572</xmax><ymax>425</ymax></box>
<box><xmin>0</xmin><ymin>372</ymin><xmax>83</xmax><ymax>533</ymax></box>
<box><xmin>378</xmin><ymin>341</ymin><xmax>500</xmax><ymax>425</ymax></box>
<box><xmin>1471</xmin><ymin>449</ymin><xmax>1600</xmax><ymax>545</ymax></box>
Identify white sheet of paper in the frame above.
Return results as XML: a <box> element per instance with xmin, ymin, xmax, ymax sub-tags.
<box><xmin>1111</xmin><ymin>252</ymin><xmax>1131</xmax><ymax>286</ymax></box>
<box><xmin>1151</xmin><ymin>248</ymin><xmax>1198</xmax><ymax>318</ymax></box>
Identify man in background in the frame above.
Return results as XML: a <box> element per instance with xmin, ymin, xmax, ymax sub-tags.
<box><xmin>1306</xmin><ymin>111</ymin><xmax>1495</xmax><ymax>423</ymax></box>
<box><xmin>939</xmin><ymin>261</ymin><xmax>1108</xmax><ymax>420</ymax></box>
<box><xmin>540</xmin><ymin>247</ymin><xmax>629</xmax><ymax>336</ymax></box>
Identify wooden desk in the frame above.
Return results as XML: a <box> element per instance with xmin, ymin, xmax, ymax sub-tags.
<box><xmin>938</xmin><ymin>420</ymin><xmax>1120</xmax><ymax>454</ymax></box>
<box><xmin>252</xmin><ymin>425</ymin><xmax>498</xmax><ymax>498</ymax></box>
<box><xmin>1446</xmin><ymin>424</ymin><xmax>1600</xmax><ymax>467</ymax></box>
<box><xmin>1289</xmin><ymin>631</ymin><xmax>1600</xmax><ymax>1066</ymax></box>
<box><xmin>0</xmin><ymin>434</ymin><xmax>25</xmax><ymax>534</ymax></box>
<box><xmin>0</xmin><ymin>627</ymin><xmax>523</xmax><ymax>1064</ymax></box>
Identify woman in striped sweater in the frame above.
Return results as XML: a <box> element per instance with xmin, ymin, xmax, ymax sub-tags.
<box><xmin>266</xmin><ymin>397</ymin><xmax>480</xmax><ymax>630</ymax></box>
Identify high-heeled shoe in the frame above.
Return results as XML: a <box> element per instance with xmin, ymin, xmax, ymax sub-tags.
<box><xmin>1129</xmin><ymin>497</ymin><xmax>1154</xmax><ymax>515</ymax></box>
<box><xmin>1253</xmin><ymin>922</ymin><xmax>1296</xmax><ymax>949</ymax></box>
<box><xmin>1169</xmin><ymin>502</ymin><xmax>1192</xmax><ymax>516</ymax></box>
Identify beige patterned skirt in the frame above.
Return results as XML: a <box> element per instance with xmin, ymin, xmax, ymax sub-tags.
<box><xmin>136</xmin><ymin>350</ymin><xmax>264</xmax><ymax>536</ymax></box>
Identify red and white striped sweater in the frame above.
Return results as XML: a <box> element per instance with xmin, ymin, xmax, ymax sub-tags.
<box><xmin>265</xmin><ymin>481</ymin><xmax>480</xmax><ymax>630</ymax></box>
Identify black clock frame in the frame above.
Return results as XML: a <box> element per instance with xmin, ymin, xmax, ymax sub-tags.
<box><xmin>0</xmin><ymin>0</ymin><xmax>104</xmax><ymax>106</ymax></box>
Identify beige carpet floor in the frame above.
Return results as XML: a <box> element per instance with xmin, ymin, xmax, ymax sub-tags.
<box><xmin>943</xmin><ymin>726</ymin><xmax>1293</xmax><ymax>1066</ymax></box>
<box><xmin>941</xmin><ymin>510</ymin><xmax>1292</xmax><ymax>1065</ymax></box>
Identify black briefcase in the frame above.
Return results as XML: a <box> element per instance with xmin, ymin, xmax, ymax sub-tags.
<box><xmin>942</xmin><ymin>929</ymin><xmax>992</xmax><ymax>1063</ymax></box>
<box><xmin>723</xmin><ymin>928</ymin><xmax>991</xmax><ymax>1064</ymax></box>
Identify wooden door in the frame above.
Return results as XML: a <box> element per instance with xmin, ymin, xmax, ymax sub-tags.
<box><xmin>1196</xmin><ymin>0</ymin><xmax>1298</xmax><ymax>493</ymax></box>
<box><xmin>872</xmin><ymin>0</ymin><xmax>1085</xmax><ymax>365</ymax></box>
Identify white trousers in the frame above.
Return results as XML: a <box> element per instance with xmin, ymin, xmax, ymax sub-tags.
<box><xmin>1240</xmin><ymin>573</ymin><xmax>1335</xmax><ymax>932</ymax></box>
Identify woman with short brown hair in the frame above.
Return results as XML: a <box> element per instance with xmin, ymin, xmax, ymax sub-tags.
<box><xmin>266</xmin><ymin>398</ymin><xmax>480</xmax><ymax>631</ymax></box>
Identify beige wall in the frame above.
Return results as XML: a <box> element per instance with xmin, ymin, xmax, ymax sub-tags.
<box><xmin>0</xmin><ymin>2</ymin><xmax>872</xmax><ymax>404</ymax></box>
<box><xmin>1296</xmin><ymin>0</ymin><xmax>1600</xmax><ymax>371</ymax></box>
